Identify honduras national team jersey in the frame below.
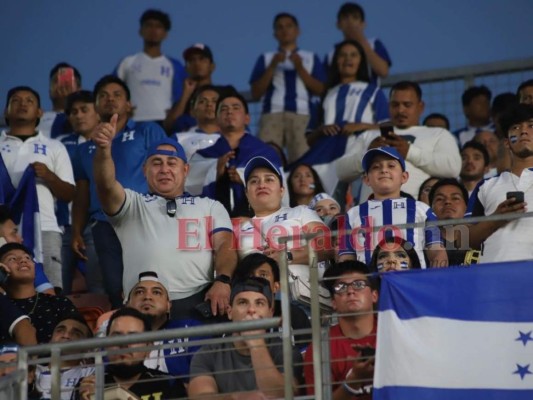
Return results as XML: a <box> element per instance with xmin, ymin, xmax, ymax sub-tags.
<box><xmin>72</xmin><ymin>119</ymin><xmax>166</xmax><ymax>222</ymax></box>
<box><xmin>323</xmin><ymin>81</ymin><xmax>389</xmax><ymax>126</ymax></box>
<box><xmin>115</xmin><ymin>52</ymin><xmax>186</xmax><ymax>121</ymax></box>
<box><xmin>250</xmin><ymin>49</ymin><xmax>326</xmax><ymax>115</ymax></box>
<box><xmin>339</xmin><ymin>198</ymin><xmax>441</xmax><ymax>268</ymax></box>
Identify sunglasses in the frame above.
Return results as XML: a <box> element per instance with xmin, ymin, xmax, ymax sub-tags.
<box><xmin>166</xmin><ymin>199</ymin><xmax>177</xmax><ymax>217</ymax></box>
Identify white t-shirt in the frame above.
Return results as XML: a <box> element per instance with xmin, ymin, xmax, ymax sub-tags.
<box><xmin>470</xmin><ymin>169</ymin><xmax>533</xmax><ymax>263</ymax></box>
<box><xmin>0</xmin><ymin>131</ymin><xmax>75</xmax><ymax>232</ymax></box>
<box><xmin>109</xmin><ymin>190</ymin><xmax>233</xmax><ymax>300</ymax></box>
<box><xmin>237</xmin><ymin>206</ymin><xmax>325</xmax><ymax>280</ymax></box>
<box><xmin>35</xmin><ymin>364</ymin><xmax>95</xmax><ymax>400</ymax></box>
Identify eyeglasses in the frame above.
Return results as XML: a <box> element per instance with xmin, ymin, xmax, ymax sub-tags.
<box><xmin>333</xmin><ymin>279</ymin><xmax>370</xmax><ymax>294</ymax></box>
<box><xmin>166</xmin><ymin>199</ymin><xmax>177</xmax><ymax>218</ymax></box>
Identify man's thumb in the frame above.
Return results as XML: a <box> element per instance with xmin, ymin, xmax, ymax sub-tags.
<box><xmin>110</xmin><ymin>113</ymin><xmax>119</xmax><ymax>130</ymax></box>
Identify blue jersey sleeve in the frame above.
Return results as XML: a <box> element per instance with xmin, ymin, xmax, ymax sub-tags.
<box><xmin>374</xmin><ymin>39</ymin><xmax>392</xmax><ymax>66</ymax></box>
<box><xmin>424</xmin><ymin>208</ymin><xmax>442</xmax><ymax>246</ymax></box>
<box><xmin>373</xmin><ymin>88</ymin><xmax>390</xmax><ymax>123</ymax></box>
<box><xmin>311</xmin><ymin>54</ymin><xmax>327</xmax><ymax>83</ymax></box>
<box><xmin>466</xmin><ymin>179</ymin><xmax>486</xmax><ymax>217</ymax></box>
<box><xmin>249</xmin><ymin>55</ymin><xmax>266</xmax><ymax>85</ymax></box>
<box><xmin>72</xmin><ymin>146</ymin><xmax>88</xmax><ymax>181</ymax></box>
<box><xmin>34</xmin><ymin>261</ymin><xmax>54</xmax><ymax>293</ymax></box>
<box><xmin>170</xmin><ymin>57</ymin><xmax>187</xmax><ymax>104</ymax></box>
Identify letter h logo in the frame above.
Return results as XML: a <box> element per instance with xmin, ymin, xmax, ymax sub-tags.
<box><xmin>33</xmin><ymin>143</ymin><xmax>47</xmax><ymax>155</ymax></box>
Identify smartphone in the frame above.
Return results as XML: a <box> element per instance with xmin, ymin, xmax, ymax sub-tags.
<box><xmin>379</xmin><ymin>124</ymin><xmax>393</xmax><ymax>138</ymax></box>
<box><xmin>359</xmin><ymin>346</ymin><xmax>376</xmax><ymax>358</ymax></box>
<box><xmin>506</xmin><ymin>191</ymin><xmax>524</xmax><ymax>204</ymax></box>
<box><xmin>194</xmin><ymin>300</ymin><xmax>213</xmax><ymax>319</ymax></box>
<box><xmin>57</xmin><ymin>67</ymin><xmax>75</xmax><ymax>89</ymax></box>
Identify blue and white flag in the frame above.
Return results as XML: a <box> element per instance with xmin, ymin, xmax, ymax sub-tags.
<box><xmin>374</xmin><ymin>262</ymin><xmax>533</xmax><ymax>399</ymax></box>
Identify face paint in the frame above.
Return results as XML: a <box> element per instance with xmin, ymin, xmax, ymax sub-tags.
<box><xmin>377</xmin><ymin>260</ymin><xmax>409</xmax><ymax>272</ymax></box>
<box><xmin>510</xmin><ymin>135</ymin><xmax>518</xmax><ymax>144</ymax></box>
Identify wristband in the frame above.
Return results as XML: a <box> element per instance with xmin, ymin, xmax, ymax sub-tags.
<box><xmin>343</xmin><ymin>381</ymin><xmax>364</xmax><ymax>396</ymax></box>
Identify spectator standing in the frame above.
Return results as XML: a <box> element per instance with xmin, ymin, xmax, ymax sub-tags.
<box><xmin>327</xmin><ymin>2</ymin><xmax>392</xmax><ymax>84</ymax></box>
<box><xmin>114</xmin><ymin>9</ymin><xmax>186</xmax><ymax>123</ymax></box>
<box><xmin>453</xmin><ymin>85</ymin><xmax>494</xmax><ymax>146</ymax></box>
<box><xmin>1</xmin><ymin>86</ymin><xmax>75</xmax><ymax>289</ymax></box>
<box><xmin>460</xmin><ymin>140</ymin><xmax>490</xmax><ymax>196</ymax></box>
<box><xmin>250</xmin><ymin>12</ymin><xmax>326</xmax><ymax>163</ymax></box>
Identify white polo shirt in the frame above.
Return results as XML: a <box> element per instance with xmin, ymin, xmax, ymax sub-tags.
<box><xmin>0</xmin><ymin>131</ymin><xmax>74</xmax><ymax>232</ymax></box>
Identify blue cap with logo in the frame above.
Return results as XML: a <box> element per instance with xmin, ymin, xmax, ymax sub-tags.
<box><xmin>244</xmin><ymin>156</ymin><xmax>283</xmax><ymax>185</ymax></box>
<box><xmin>145</xmin><ymin>138</ymin><xmax>187</xmax><ymax>164</ymax></box>
<box><xmin>362</xmin><ymin>146</ymin><xmax>406</xmax><ymax>172</ymax></box>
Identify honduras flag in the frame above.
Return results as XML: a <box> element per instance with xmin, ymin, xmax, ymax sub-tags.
<box><xmin>0</xmin><ymin>157</ymin><xmax>51</xmax><ymax>292</ymax></box>
<box><xmin>374</xmin><ymin>262</ymin><xmax>533</xmax><ymax>399</ymax></box>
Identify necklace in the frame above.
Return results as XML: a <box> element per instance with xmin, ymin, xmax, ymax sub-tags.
<box><xmin>28</xmin><ymin>292</ymin><xmax>39</xmax><ymax>316</ymax></box>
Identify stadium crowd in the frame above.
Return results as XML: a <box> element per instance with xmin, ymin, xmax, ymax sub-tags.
<box><xmin>1</xmin><ymin>3</ymin><xmax>533</xmax><ymax>399</ymax></box>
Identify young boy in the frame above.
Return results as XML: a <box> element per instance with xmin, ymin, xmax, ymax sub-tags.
<box><xmin>327</xmin><ymin>2</ymin><xmax>392</xmax><ymax>84</ymax></box>
<box><xmin>249</xmin><ymin>12</ymin><xmax>326</xmax><ymax>163</ymax></box>
<box><xmin>338</xmin><ymin>147</ymin><xmax>447</xmax><ymax>268</ymax></box>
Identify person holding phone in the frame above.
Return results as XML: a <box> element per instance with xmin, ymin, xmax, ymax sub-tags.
<box><xmin>304</xmin><ymin>261</ymin><xmax>378</xmax><ymax>398</ymax></box>
<box><xmin>39</xmin><ymin>63</ymin><xmax>82</xmax><ymax>138</ymax></box>
<box><xmin>336</xmin><ymin>81</ymin><xmax>461</xmax><ymax>201</ymax></box>
<box><xmin>467</xmin><ymin>103</ymin><xmax>533</xmax><ymax>263</ymax></box>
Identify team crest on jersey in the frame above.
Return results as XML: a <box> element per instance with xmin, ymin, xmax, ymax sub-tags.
<box><xmin>180</xmin><ymin>197</ymin><xmax>195</xmax><ymax>205</ymax></box>
<box><xmin>121</xmin><ymin>131</ymin><xmax>135</xmax><ymax>142</ymax></box>
<box><xmin>88</xmin><ymin>144</ymin><xmax>96</xmax><ymax>154</ymax></box>
<box><xmin>33</xmin><ymin>143</ymin><xmax>47</xmax><ymax>155</ymax></box>
<box><xmin>393</xmin><ymin>201</ymin><xmax>406</xmax><ymax>209</ymax></box>
<box><xmin>143</xmin><ymin>194</ymin><xmax>158</xmax><ymax>202</ymax></box>
<box><xmin>349</xmin><ymin>87</ymin><xmax>363</xmax><ymax>96</ymax></box>
<box><xmin>274</xmin><ymin>213</ymin><xmax>288</xmax><ymax>222</ymax></box>
<box><xmin>1</xmin><ymin>144</ymin><xmax>11</xmax><ymax>153</ymax></box>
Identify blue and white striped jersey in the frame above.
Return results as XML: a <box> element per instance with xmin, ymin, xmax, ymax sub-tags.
<box><xmin>250</xmin><ymin>49</ymin><xmax>326</xmax><ymax>115</ymax></box>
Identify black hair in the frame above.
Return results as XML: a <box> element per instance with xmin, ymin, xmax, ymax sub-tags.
<box><xmin>322</xmin><ymin>260</ymin><xmax>374</xmax><ymax>296</ymax></box>
<box><xmin>4</xmin><ymin>86</ymin><xmax>42</xmax><ymax>127</ymax></box>
<box><xmin>233</xmin><ymin>253</ymin><xmax>281</xmax><ymax>284</ymax></box>
<box><xmin>216</xmin><ymin>86</ymin><xmax>249</xmax><ymax>115</ymax></box>
<box><xmin>49</xmin><ymin>62</ymin><xmax>82</xmax><ymax>87</ymax></box>
<box><xmin>0</xmin><ymin>242</ymin><xmax>32</xmax><ymax>262</ymax></box>
<box><xmin>423</xmin><ymin>112</ymin><xmax>450</xmax><ymax>130</ymax></box>
<box><xmin>390</xmin><ymin>81</ymin><xmax>422</xmax><ymax>100</ymax></box>
<box><xmin>273</xmin><ymin>12</ymin><xmax>299</xmax><ymax>28</ymax></box>
<box><xmin>106</xmin><ymin>307</ymin><xmax>151</xmax><ymax>336</ymax></box>
<box><xmin>65</xmin><ymin>90</ymin><xmax>95</xmax><ymax>116</ymax></box>
<box><xmin>428</xmin><ymin>178</ymin><xmax>469</xmax><ymax>207</ymax></box>
<box><xmin>140</xmin><ymin>9</ymin><xmax>171</xmax><ymax>31</ymax></box>
<box><xmin>462</xmin><ymin>140</ymin><xmax>490</xmax><ymax>167</ymax></box>
<box><xmin>337</xmin><ymin>2</ymin><xmax>365</xmax><ymax>22</ymax></box>
<box><xmin>491</xmin><ymin>92</ymin><xmax>518</xmax><ymax>116</ymax></box>
<box><xmin>500</xmin><ymin>103</ymin><xmax>533</xmax><ymax>136</ymax></box>
<box><xmin>328</xmin><ymin>39</ymin><xmax>370</xmax><ymax>87</ymax></box>
<box><xmin>417</xmin><ymin>176</ymin><xmax>439</xmax><ymax>201</ymax></box>
<box><xmin>55</xmin><ymin>312</ymin><xmax>94</xmax><ymax>339</ymax></box>
<box><xmin>93</xmin><ymin>75</ymin><xmax>131</xmax><ymax>101</ymax></box>
<box><xmin>191</xmin><ymin>84</ymin><xmax>221</xmax><ymax>108</ymax></box>
<box><xmin>0</xmin><ymin>205</ymin><xmax>12</xmax><ymax>225</ymax></box>
<box><xmin>517</xmin><ymin>79</ymin><xmax>533</xmax><ymax>97</ymax></box>
<box><xmin>287</xmin><ymin>163</ymin><xmax>325</xmax><ymax>207</ymax></box>
<box><xmin>462</xmin><ymin>85</ymin><xmax>492</xmax><ymax>107</ymax></box>
<box><xmin>369</xmin><ymin>236</ymin><xmax>422</xmax><ymax>273</ymax></box>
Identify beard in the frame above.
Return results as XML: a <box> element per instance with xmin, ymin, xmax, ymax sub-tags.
<box><xmin>513</xmin><ymin>147</ymin><xmax>533</xmax><ymax>158</ymax></box>
<box><xmin>106</xmin><ymin>361</ymin><xmax>145</xmax><ymax>379</ymax></box>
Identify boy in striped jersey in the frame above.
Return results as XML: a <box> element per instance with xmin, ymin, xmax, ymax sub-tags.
<box><xmin>338</xmin><ymin>147</ymin><xmax>448</xmax><ymax>268</ymax></box>
<box><xmin>250</xmin><ymin>13</ymin><xmax>326</xmax><ymax>163</ymax></box>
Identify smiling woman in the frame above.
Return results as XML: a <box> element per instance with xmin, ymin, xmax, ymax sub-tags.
<box><xmin>237</xmin><ymin>156</ymin><xmax>330</xmax><ymax>309</ymax></box>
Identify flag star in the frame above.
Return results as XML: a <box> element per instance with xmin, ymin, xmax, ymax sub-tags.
<box><xmin>513</xmin><ymin>364</ymin><xmax>532</xmax><ymax>380</ymax></box>
<box><xmin>516</xmin><ymin>331</ymin><xmax>533</xmax><ymax>346</ymax></box>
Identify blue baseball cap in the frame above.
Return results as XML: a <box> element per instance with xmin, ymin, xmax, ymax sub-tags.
<box><xmin>145</xmin><ymin>138</ymin><xmax>187</xmax><ymax>164</ymax></box>
<box><xmin>362</xmin><ymin>146</ymin><xmax>406</xmax><ymax>172</ymax></box>
<box><xmin>244</xmin><ymin>156</ymin><xmax>283</xmax><ymax>185</ymax></box>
